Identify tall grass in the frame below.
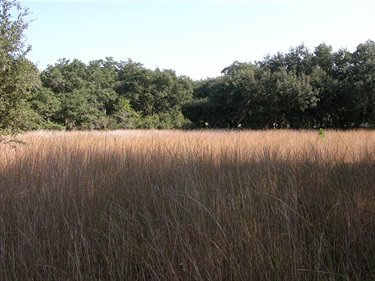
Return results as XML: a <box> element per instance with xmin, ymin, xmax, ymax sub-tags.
<box><xmin>0</xmin><ymin>130</ymin><xmax>374</xmax><ymax>280</ymax></box>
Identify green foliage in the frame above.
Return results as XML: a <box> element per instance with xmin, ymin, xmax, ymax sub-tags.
<box><xmin>28</xmin><ymin>87</ymin><xmax>62</xmax><ymax>129</ymax></box>
<box><xmin>351</xmin><ymin>40</ymin><xmax>375</xmax><ymax>127</ymax></box>
<box><xmin>116</xmin><ymin>60</ymin><xmax>193</xmax><ymax>117</ymax></box>
<box><xmin>184</xmin><ymin>41</ymin><xmax>375</xmax><ymax>129</ymax></box>
<box><xmin>182</xmin><ymin>98</ymin><xmax>212</xmax><ymax>128</ymax></box>
<box><xmin>36</xmin><ymin>58</ymin><xmax>194</xmax><ymax>130</ymax></box>
<box><xmin>113</xmin><ymin>97</ymin><xmax>140</xmax><ymax>129</ymax></box>
<box><xmin>318</xmin><ymin>128</ymin><xmax>325</xmax><ymax>140</ymax></box>
<box><xmin>135</xmin><ymin>110</ymin><xmax>191</xmax><ymax>129</ymax></box>
<box><xmin>58</xmin><ymin>89</ymin><xmax>107</xmax><ymax>130</ymax></box>
<box><xmin>262</xmin><ymin>68</ymin><xmax>319</xmax><ymax>128</ymax></box>
<box><xmin>40</xmin><ymin>58</ymin><xmax>87</xmax><ymax>94</ymax></box>
<box><xmin>1</xmin><ymin>0</ymin><xmax>374</xmax><ymax>132</ymax></box>
<box><xmin>0</xmin><ymin>0</ymin><xmax>40</xmax><ymax>135</ymax></box>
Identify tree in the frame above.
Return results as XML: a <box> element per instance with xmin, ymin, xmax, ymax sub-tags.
<box><xmin>29</xmin><ymin>86</ymin><xmax>63</xmax><ymax>130</ymax></box>
<box><xmin>182</xmin><ymin>77</ymin><xmax>219</xmax><ymax>128</ymax></box>
<box><xmin>113</xmin><ymin>97</ymin><xmax>140</xmax><ymax>129</ymax></box>
<box><xmin>116</xmin><ymin>60</ymin><xmax>193</xmax><ymax>128</ymax></box>
<box><xmin>212</xmin><ymin>62</ymin><xmax>263</xmax><ymax>128</ymax></box>
<box><xmin>183</xmin><ymin>62</ymin><xmax>264</xmax><ymax>129</ymax></box>
<box><xmin>309</xmin><ymin>45</ymin><xmax>352</xmax><ymax>128</ymax></box>
<box><xmin>116</xmin><ymin>60</ymin><xmax>155</xmax><ymax>115</ymax></box>
<box><xmin>283</xmin><ymin>43</ymin><xmax>313</xmax><ymax>75</ymax></box>
<box><xmin>58</xmin><ymin>89</ymin><xmax>101</xmax><ymax>130</ymax></box>
<box><xmin>267</xmin><ymin>68</ymin><xmax>319</xmax><ymax>128</ymax></box>
<box><xmin>0</xmin><ymin>0</ymin><xmax>40</xmax><ymax>136</ymax></box>
<box><xmin>39</xmin><ymin>58</ymin><xmax>124</xmax><ymax>130</ymax></box>
<box><xmin>312</xmin><ymin>43</ymin><xmax>334</xmax><ymax>74</ymax></box>
<box><xmin>40</xmin><ymin>58</ymin><xmax>88</xmax><ymax>94</ymax></box>
<box><xmin>351</xmin><ymin>40</ymin><xmax>375</xmax><ymax>127</ymax></box>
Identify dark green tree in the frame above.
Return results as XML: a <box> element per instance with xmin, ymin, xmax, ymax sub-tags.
<box><xmin>283</xmin><ymin>43</ymin><xmax>313</xmax><ymax>75</ymax></box>
<box><xmin>0</xmin><ymin>0</ymin><xmax>40</xmax><ymax>136</ymax></box>
<box><xmin>116</xmin><ymin>60</ymin><xmax>193</xmax><ymax>128</ymax></box>
<box><xmin>29</xmin><ymin>86</ymin><xmax>63</xmax><ymax>129</ymax></box>
<box><xmin>39</xmin><ymin>58</ymin><xmax>123</xmax><ymax>130</ymax></box>
<box><xmin>213</xmin><ymin>62</ymin><xmax>263</xmax><ymax>128</ymax></box>
<box><xmin>57</xmin><ymin>89</ymin><xmax>102</xmax><ymax>130</ymax></box>
<box><xmin>40</xmin><ymin>58</ymin><xmax>87</xmax><ymax>94</ymax></box>
<box><xmin>112</xmin><ymin>97</ymin><xmax>140</xmax><ymax>129</ymax></box>
<box><xmin>312</xmin><ymin>43</ymin><xmax>335</xmax><ymax>74</ymax></box>
<box><xmin>260</xmin><ymin>52</ymin><xmax>286</xmax><ymax>73</ymax></box>
<box><xmin>309</xmin><ymin>44</ymin><xmax>351</xmax><ymax>128</ymax></box>
<box><xmin>116</xmin><ymin>60</ymin><xmax>155</xmax><ymax>115</ymax></box>
<box><xmin>267</xmin><ymin>68</ymin><xmax>319</xmax><ymax>128</ymax></box>
<box><xmin>351</xmin><ymin>40</ymin><xmax>375</xmax><ymax>127</ymax></box>
<box><xmin>184</xmin><ymin>62</ymin><xmax>265</xmax><ymax>129</ymax></box>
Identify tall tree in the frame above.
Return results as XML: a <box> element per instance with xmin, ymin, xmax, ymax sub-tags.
<box><xmin>351</xmin><ymin>40</ymin><xmax>375</xmax><ymax>127</ymax></box>
<box><xmin>40</xmin><ymin>58</ymin><xmax>87</xmax><ymax>94</ymax></box>
<box><xmin>116</xmin><ymin>60</ymin><xmax>193</xmax><ymax>124</ymax></box>
<box><xmin>213</xmin><ymin>62</ymin><xmax>263</xmax><ymax>128</ymax></box>
<box><xmin>184</xmin><ymin>62</ymin><xmax>265</xmax><ymax>129</ymax></box>
<box><xmin>0</xmin><ymin>0</ymin><xmax>39</xmax><ymax>136</ymax></box>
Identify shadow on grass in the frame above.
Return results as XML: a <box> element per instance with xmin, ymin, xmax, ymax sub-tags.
<box><xmin>0</xmin><ymin>146</ymin><xmax>374</xmax><ymax>280</ymax></box>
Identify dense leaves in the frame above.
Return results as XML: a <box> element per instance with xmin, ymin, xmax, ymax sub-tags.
<box><xmin>38</xmin><ymin>58</ymin><xmax>194</xmax><ymax>129</ymax></box>
<box><xmin>184</xmin><ymin>41</ymin><xmax>375</xmax><ymax>129</ymax></box>
<box><xmin>3</xmin><ymin>41</ymin><xmax>375</xmax><ymax>131</ymax></box>
<box><xmin>0</xmin><ymin>0</ymin><xmax>40</xmax><ymax>135</ymax></box>
<box><xmin>1</xmin><ymin>1</ymin><xmax>375</xmax><ymax>131</ymax></box>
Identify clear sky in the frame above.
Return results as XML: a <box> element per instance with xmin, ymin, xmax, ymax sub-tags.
<box><xmin>20</xmin><ymin>0</ymin><xmax>375</xmax><ymax>80</ymax></box>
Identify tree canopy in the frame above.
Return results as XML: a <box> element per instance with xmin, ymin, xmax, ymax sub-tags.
<box><xmin>0</xmin><ymin>0</ymin><xmax>40</xmax><ymax>137</ymax></box>
<box><xmin>184</xmin><ymin>40</ymin><xmax>375</xmax><ymax>129</ymax></box>
<box><xmin>1</xmin><ymin>1</ymin><xmax>374</xmax><ymax>132</ymax></box>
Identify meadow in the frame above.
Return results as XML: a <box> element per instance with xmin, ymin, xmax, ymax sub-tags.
<box><xmin>0</xmin><ymin>130</ymin><xmax>374</xmax><ymax>280</ymax></box>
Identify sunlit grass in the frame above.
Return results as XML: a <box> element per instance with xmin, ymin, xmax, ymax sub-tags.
<box><xmin>0</xmin><ymin>129</ymin><xmax>374</xmax><ymax>280</ymax></box>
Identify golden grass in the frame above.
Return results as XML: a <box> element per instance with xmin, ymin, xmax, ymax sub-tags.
<box><xmin>0</xmin><ymin>129</ymin><xmax>374</xmax><ymax>280</ymax></box>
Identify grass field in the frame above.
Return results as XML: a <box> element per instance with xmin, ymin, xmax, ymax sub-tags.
<box><xmin>0</xmin><ymin>130</ymin><xmax>374</xmax><ymax>280</ymax></box>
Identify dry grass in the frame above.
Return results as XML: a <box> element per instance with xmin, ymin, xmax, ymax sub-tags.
<box><xmin>0</xmin><ymin>129</ymin><xmax>374</xmax><ymax>280</ymax></box>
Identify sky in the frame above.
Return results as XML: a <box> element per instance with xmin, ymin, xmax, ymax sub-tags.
<box><xmin>19</xmin><ymin>0</ymin><xmax>375</xmax><ymax>80</ymax></box>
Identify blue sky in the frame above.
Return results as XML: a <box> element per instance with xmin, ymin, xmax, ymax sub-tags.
<box><xmin>20</xmin><ymin>1</ymin><xmax>375</xmax><ymax>80</ymax></box>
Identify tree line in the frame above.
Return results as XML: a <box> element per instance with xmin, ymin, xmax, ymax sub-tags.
<box><xmin>1</xmin><ymin>0</ymin><xmax>374</xmax><ymax>135</ymax></box>
<box><xmin>185</xmin><ymin>41</ymin><xmax>375</xmax><ymax>129</ymax></box>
